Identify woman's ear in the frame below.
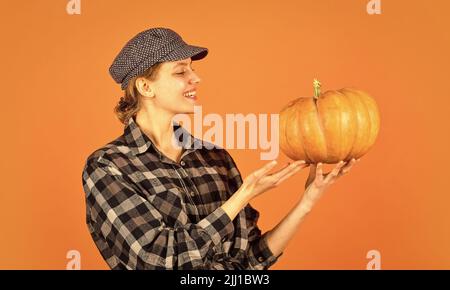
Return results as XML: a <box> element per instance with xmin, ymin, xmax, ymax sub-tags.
<box><xmin>135</xmin><ymin>77</ymin><xmax>154</xmax><ymax>98</ymax></box>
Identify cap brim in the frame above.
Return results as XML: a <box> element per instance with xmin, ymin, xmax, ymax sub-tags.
<box><xmin>161</xmin><ymin>44</ymin><xmax>208</xmax><ymax>62</ymax></box>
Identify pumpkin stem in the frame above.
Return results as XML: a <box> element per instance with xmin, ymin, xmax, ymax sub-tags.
<box><xmin>313</xmin><ymin>79</ymin><xmax>321</xmax><ymax>100</ymax></box>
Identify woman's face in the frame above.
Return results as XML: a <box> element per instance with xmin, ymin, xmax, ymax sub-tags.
<box><xmin>148</xmin><ymin>57</ymin><xmax>201</xmax><ymax>114</ymax></box>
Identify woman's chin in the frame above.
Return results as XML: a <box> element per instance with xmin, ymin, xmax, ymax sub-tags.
<box><xmin>184</xmin><ymin>96</ymin><xmax>198</xmax><ymax>104</ymax></box>
<box><xmin>176</xmin><ymin>105</ymin><xmax>196</xmax><ymax>115</ymax></box>
<box><xmin>184</xmin><ymin>99</ymin><xmax>198</xmax><ymax>110</ymax></box>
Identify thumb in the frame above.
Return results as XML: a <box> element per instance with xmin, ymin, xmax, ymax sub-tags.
<box><xmin>305</xmin><ymin>163</ymin><xmax>316</xmax><ymax>189</ymax></box>
<box><xmin>308</xmin><ymin>163</ymin><xmax>317</xmax><ymax>177</ymax></box>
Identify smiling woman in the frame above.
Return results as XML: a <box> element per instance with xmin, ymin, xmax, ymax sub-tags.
<box><xmin>82</xmin><ymin>27</ymin><xmax>355</xmax><ymax>270</ymax></box>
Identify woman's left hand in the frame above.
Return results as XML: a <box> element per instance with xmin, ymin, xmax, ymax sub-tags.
<box><xmin>301</xmin><ymin>158</ymin><xmax>359</xmax><ymax>208</ymax></box>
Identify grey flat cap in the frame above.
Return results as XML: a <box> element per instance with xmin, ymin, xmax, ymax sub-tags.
<box><xmin>109</xmin><ymin>27</ymin><xmax>208</xmax><ymax>90</ymax></box>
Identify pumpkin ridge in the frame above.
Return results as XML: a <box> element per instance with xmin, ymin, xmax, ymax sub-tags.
<box><xmin>281</xmin><ymin>98</ymin><xmax>307</xmax><ymax>161</ymax></box>
<box><xmin>359</xmin><ymin>91</ymin><xmax>379</xmax><ymax>157</ymax></box>
<box><xmin>314</xmin><ymin>94</ymin><xmax>329</xmax><ymax>162</ymax></box>
<box><xmin>339</xmin><ymin>89</ymin><xmax>358</xmax><ymax>161</ymax></box>
<box><xmin>297</xmin><ymin>102</ymin><xmax>312</xmax><ymax>163</ymax></box>
<box><xmin>340</xmin><ymin>88</ymin><xmax>367</xmax><ymax>158</ymax></box>
<box><xmin>355</xmin><ymin>90</ymin><xmax>372</xmax><ymax>157</ymax></box>
<box><xmin>292</xmin><ymin>98</ymin><xmax>312</xmax><ymax>162</ymax></box>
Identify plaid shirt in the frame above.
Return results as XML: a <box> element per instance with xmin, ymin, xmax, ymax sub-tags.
<box><xmin>81</xmin><ymin>116</ymin><xmax>281</xmax><ymax>270</ymax></box>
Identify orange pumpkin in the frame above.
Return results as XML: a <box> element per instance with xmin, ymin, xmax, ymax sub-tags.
<box><xmin>279</xmin><ymin>79</ymin><xmax>380</xmax><ymax>164</ymax></box>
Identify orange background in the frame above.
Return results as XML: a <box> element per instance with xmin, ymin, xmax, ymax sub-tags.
<box><xmin>1</xmin><ymin>0</ymin><xmax>449</xmax><ymax>269</ymax></box>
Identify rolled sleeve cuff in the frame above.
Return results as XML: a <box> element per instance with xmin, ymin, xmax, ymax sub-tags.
<box><xmin>198</xmin><ymin>206</ymin><xmax>234</xmax><ymax>246</ymax></box>
<box><xmin>249</xmin><ymin>233</ymin><xmax>282</xmax><ymax>269</ymax></box>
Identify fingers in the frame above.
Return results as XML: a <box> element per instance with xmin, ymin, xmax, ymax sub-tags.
<box><xmin>323</xmin><ymin>158</ymin><xmax>359</xmax><ymax>183</ymax></box>
<box><xmin>316</xmin><ymin>162</ymin><xmax>323</xmax><ymax>178</ymax></box>
<box><xmin>249</xmin><ymin>160</ymin><xmax>278</xmax><ymax>182</ymax></box>
<box><xmin>323</xmin><ymin>161</ymin><xmax>346</xmax><ymax>183</ymax></box>
<box><xmin>247</xmin><ymin>159</ymin><xmax>309</xmax><ymax>187</ymax></box>
<box><xmin>339</xmin><ymin>158</ymin><xmax>358</xmax><ymax>176</ymax></box>
<box><xmin>247</xmin><ymin>157</ymin><xmax>360</xmax><ymax>187</ymax></box>
<box><xmin>268</xmin><ymin>162</ymin><xmax>293</xmax><ymax>178</ymax></box>
<box><xmin>270</xmin><ymin>160</ymin><xmax>305</xmax><ymax>180</ymax></box>
<box><xmin>304</xmin><ymin>158</ymin><xmax>361</xmax><ymax>189</ymax></box>
<box><xmin>308</xmin><ymin>162</ymin><xmax>316</xmax><ymax>175</ymax></box>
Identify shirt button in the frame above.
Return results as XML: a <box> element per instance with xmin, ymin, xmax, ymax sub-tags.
<box><xmin>189</xmin><ymin>191</ymin><xmax>195</xmax><ymax>196</ymax></box>
<box><xmin>180</xmin><ymin>161</ymin><xmax>185</xmax><ymax>166</ymax></box>
<box><xmin>258</xmin><ymin>257</ymin><xmax>264</xmax><ymax>263</ymax></box>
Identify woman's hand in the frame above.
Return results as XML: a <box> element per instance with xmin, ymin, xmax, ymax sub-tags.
<box><xmin>301</xmin><ymin>158</ymin><xmax>359</xmax><ymax>208</ymax></box>
<box><xmin>239</xmin><ymin>160</ymin><xmax>310</xmax><ymax>201</ymax></box>
<box><xmin>223</xmin><ymin>159</ymin><xmax>309</xmax><ymax>221</ymax></box>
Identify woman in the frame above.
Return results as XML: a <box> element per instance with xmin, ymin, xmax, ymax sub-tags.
<box><xmin>82</xmin><ymin>27</ymin><xmax>358</xmax><ymax>270</ymax></box>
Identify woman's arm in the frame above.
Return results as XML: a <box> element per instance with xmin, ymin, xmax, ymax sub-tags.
<box><xmin>221</xmin><ymin>153</ymin><xmax>310</xmax><ymax>269</ymax></box>
<box><xmin>265</xmin><ymin>159</ymin><xmax>359</xmax><ymax>257</ymax></box>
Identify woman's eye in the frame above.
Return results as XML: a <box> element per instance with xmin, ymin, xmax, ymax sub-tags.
<box><xmin>176</xmin><ymin>68</ymin><xmax>195</xmax><ymax>75</ymax></box>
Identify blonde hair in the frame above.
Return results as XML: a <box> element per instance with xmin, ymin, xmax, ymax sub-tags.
<box><xmin>114</xmin><ymin>62</ymin><xmax>163</xmax><ymax>125</ymax></box>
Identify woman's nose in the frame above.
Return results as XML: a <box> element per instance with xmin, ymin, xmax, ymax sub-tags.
<box><xmin>190</xmin><ymin>71</ymin><xmax>201</xmax><ymax>84</ymax></box>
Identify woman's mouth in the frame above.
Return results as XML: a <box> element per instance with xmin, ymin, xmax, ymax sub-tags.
<box><xmin>183</xmin><ymin>90</ymin><xmax>197</xmax><ymax>101</ymax></box>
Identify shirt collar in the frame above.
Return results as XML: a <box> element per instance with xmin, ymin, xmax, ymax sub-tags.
<box><xmin>124</xmin><ymin>116</ymin><xmax>199</xmax><ymax>157</ymax></box>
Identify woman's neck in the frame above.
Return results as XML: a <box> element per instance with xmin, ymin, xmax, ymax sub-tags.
<box><xmin>135</xmin><ymin>109</ymin><xmax>178</xmax><ymax>151</ymax></box>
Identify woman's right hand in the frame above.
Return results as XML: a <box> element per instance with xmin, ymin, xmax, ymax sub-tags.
<box><xmin>238</xmin><ymin>160</ymin><xmax>309</xmax><ymax>201</ymax></box>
